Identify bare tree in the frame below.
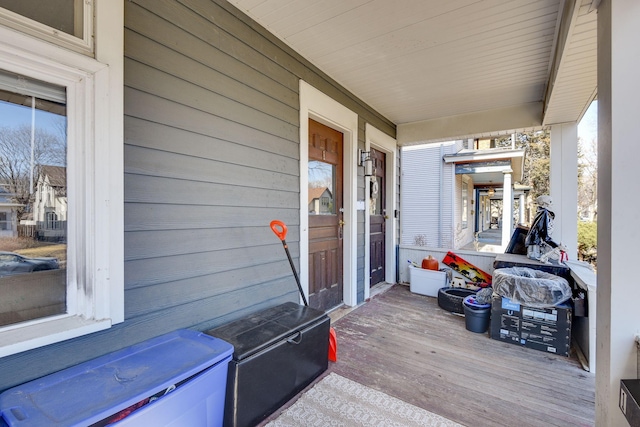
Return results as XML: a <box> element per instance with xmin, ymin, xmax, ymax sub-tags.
<box><xmin>517</xmin><ymin>130</ymin><xmax>551</xmax><ymax>203</ymax></box>
<box><xmin>0</xmin><ymin>123</ymin><xmax>66</xmax><ymax>219</ymax></box>
<box><xmin>578</xmin><ymin>136</ymin><xmax>597</xmax><ymax>221</ymax></box>
<box><xmin>496</xmin><ymin>130</ymin><xmax>551</xmax><ymax>203</ymax></box>
<box><xmin>308</xmin><ymin>161</ymin><xmax>333</xmax><ymax>189</ymax></box>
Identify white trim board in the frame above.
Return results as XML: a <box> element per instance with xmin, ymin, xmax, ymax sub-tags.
<box><xmin>364</xmin><ymin>123</ymin><xmax>398</xmax><ymax>300</ymax></box>
<box><xmin>299</xmin><ymin>80</ymin><xmax>358</xmax><ymax>307</ymax></box>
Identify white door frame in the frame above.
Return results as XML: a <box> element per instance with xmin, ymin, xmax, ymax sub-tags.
<box><xmin>299</xmin><ymin>80</ymin><xmax>358</xmax><ymax>307</ymax></box>
<box><xmin>364</xmin><ymin>123</ymin><xmax>398</xmax><ymax>300</ymax></box>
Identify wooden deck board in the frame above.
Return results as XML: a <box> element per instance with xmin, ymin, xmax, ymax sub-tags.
<box><xmin>328</xmin><ymin>284</ymin><xmax>595</xmax><ymax>427</ymax></box>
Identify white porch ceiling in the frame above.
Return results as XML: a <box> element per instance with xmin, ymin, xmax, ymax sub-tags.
<box><xmin>227</xmin><ymin>0</ymin><xmax>597</xmax><ymax>143</ymax></box>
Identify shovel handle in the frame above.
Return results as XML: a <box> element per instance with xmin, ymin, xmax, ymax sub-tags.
<box><xmin>270</xmin><ymin>220</ymin><xmax>287</xmax><ymax>241</ymax></box>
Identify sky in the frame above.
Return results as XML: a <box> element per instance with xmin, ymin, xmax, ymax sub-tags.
<box><xmin>578</xmin><ymin>100</ymin><xmax>598</xmax><ymax>144</ymax></box>
<box><xmin>0</xmin><ymin>100</ymin><xmax>63</xmax><ymax>131</ymax></box>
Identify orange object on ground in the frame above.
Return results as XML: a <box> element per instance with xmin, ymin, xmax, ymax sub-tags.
<box><xmin>421</xmin><ymin>255</ymin><xmax>439</xmax><ymax>270</ymax></box>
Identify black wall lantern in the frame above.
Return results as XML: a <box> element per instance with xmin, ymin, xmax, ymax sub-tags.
<box><xmin>358</xmin><ymin>149</ymin><xmax>373</xmax><ymax>177</ymax></box>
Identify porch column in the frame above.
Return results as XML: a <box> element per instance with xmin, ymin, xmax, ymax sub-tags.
<box><xmin>596</xmin><ymin>1</ymin><xmax>640</xmax><ymax>426</ymax></box>
<box><xmin>518</xmin><ymin>194</ymin><xmax>525</xmax><ymax>224</ymax></box>
<box><xmin>550</xmin><ymin>123</ymin><xmax>578</xmax><ymax>259</ymax></box>
<box><xmin>501</xmin><ymin>169</ymin><xmax>513</xmax><ymax>247</ymax></box>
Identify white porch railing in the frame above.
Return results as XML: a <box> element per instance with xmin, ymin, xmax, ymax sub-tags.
<box><xmin>399</xmin><ymin>245</ymin><xmax>498</xmax><ymax>284</ymax></box>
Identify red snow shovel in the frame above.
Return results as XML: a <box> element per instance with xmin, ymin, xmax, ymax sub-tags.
<box><xmin>270</xmin><ymin>220</ymin><xmax>337</xmax><ymax>362</ymax></box>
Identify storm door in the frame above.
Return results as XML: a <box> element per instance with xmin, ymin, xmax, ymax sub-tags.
<box><xmin>369</xmin><ymin>149</ymin><xmax>386</xmax><ymax>285</ymax></box>
<box><xmin>308</xmin><ymin>119</ymin><xmax>343</xmax><ymax>311</ymax></box>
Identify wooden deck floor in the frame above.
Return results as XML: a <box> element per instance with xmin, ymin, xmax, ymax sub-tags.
<box><xmin>323</xmin><ymin>284</ymin><xmax>595</xmax><ymax>427</ymax></box>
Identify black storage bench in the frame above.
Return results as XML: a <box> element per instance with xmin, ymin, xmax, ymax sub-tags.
<box><xmin>206</xmin><ymin>302</ymin><xmax>330</xmax><ymax>427</ymax></box>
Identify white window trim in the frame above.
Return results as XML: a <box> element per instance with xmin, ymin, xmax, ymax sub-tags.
<box><xmin>0</xmin><ymin>2</ymin><xmax>123</xmax><ymax>357</ymax></box>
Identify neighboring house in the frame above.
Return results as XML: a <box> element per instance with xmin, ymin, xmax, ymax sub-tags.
<box><xmin>0</xmin><ymin>186</ymin><xmax>22</xmax><ymax>238</ymax></box>
<box><xmin>402</xmin><ymin>140</ymin><xmax>526</xmax><ymax>250</ymax></box>
<box><xmin>32</xmin><ymin>166</ymin><xmax>67</xmax><ymax>242</ymax></box>
<box><xmin>308</xmin><ymin>187</ymin><xmax>332</xmax><ymax>214</ymax></box>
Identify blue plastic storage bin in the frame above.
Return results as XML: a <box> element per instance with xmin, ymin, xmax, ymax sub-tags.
<box><xmin>0</xmin><ymin>329</ymin><xmax>233</xmax><ymax>427</ymax></box>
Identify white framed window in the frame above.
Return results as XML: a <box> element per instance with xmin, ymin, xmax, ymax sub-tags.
<box><xmin>0</xmin><ymin>0</ymin><xmax>93</xmax><ymax>55</ymax></box>
<box><xmin>0</xmin><ymin>3</ymin><xmax>123</xmax><ymax>357</ymax></box>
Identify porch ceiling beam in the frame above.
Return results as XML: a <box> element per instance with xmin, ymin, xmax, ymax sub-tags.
<box><xmin>397</xmin><ymin>102</ymin><xmax>543</xmax><ymax>146</ymax></box>
<box><xmin>542</xmin><ymin>0</ymin><xmax>581</xmax><ymax>123</ymax></box>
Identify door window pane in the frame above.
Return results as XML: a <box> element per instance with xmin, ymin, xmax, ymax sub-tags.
<box><xmin>308</xmin><ymin>160</ymin><xmax>335</xmax><ymax>215</ymax></box>
<box><xmin>0</xmin><ymin>70</ymin><xmax>67</xmax><ymax>327</ymax></box>
<box><xmin>0</xmin><ymin>0</ymin><xmax>83</xmax><ymax>38</ymax></box>
<box><xmin>371</xmin><ymin>176</ymin><xmax>382</xmax><ymax>215</ymax></box>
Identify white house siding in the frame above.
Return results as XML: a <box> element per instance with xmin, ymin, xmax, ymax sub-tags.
<box><xmin>0</xmin><ymin>0</ymin><xmax>395</xmax><ymax>392</ymax></box>
<box><xmin>401</xmin><ymin>144</ymin><xmax>440</xmax><ymax>248</ymax></box>
<box><xmin>33</xmin><ymin>175</ymin><xmax>67</xmax><ymax>226</ymax></box>
<box><xmin>400</xmin><ymin>142</ymin><xmax>456</xmax><ymax>249</ymax></box>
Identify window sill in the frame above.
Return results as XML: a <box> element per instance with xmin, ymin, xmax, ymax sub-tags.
<box><xmin>0</xmin><ymin>316</ymin><xmax>112</xmax><ymax>358</ymax></box>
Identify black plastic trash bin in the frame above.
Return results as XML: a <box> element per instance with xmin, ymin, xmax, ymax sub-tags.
<box><xmin>206</xmin><ymin>302</ymin><xmax>330</xmax><ymax>427</ymax></box>
<box><xmin>0</xmin><ymin>330</ymin><xmax>233</xmax><ymax>427</ymax></box>
<box><xmin>463</xmin><ymin>295</ymin><xmax>491</xmax><ymax>333</ymax></box>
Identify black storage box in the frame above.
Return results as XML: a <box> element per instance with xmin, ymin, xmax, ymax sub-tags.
<box><xmin>620</xmin><ymin>379</ymin><xmax>640</xmax><ymax>426</ymax></box>
<box><xmin>206</xmin><ymin>302</ymin><xmax>330</xmax><ymax>427</ymax></box>
<box><xmin>489</xmin><ymin>295</ymin><xmax>572</xmax><ymax>357</ymax></box>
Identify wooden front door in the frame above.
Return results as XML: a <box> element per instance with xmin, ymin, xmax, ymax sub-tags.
<box><xmin>308</xmin><ymin>119</ymin><xmax>343</xmax><ymax>311</ymax></box>
<box><xmin>369</xmin><ymin>149</ymin><xmax>386</xmax><ymax>285</ymax></box>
